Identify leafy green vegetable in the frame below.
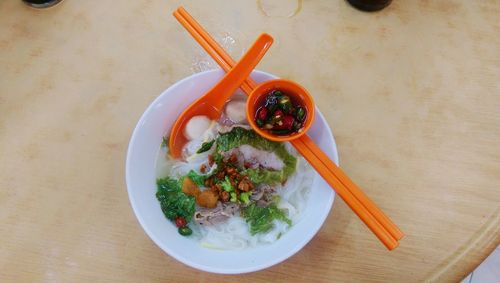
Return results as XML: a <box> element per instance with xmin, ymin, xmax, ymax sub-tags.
<box><xmin>241</xmin><ymin>203</ymin><xmax>292</xmax><ymax>235</ymax></box>
<box><xmin>196</xmin><ymin>140</ymin><xmax>215</xmax><ymax>154</ymax></box>
<box><xmin>156</xmin><ymin>177</ymin><xmax>195</xmax><ymax>222</ymax></box>
<box><xmin>240</xmin><ymin>192</ymin><xmax>251</xmax><ymax>204</ymax></box>
<box><xmin>214</xmin><ymin>127</ymin><xmax>297</xmax><ymax>185</ymax></box>
<box><xmin>186</xmin><ymin>170</ymin><xmax>206</xmax><ymax>187</ymax></box>
<box><xmin>220</xmin><ymin>176</ymin><xmax>234</xmax><ymax>192</ymax></box>
<box><xmin>156</xmin><ymin>177</ymin><xmax>180</xmax><ymax>192</ymax></box>
<box><xmin>161</xmin><ymin>136</ymin><xmax>168</xmax><ymax>148</ymax></box>
<box><xmin>213</xmin><ymin>152</ymin><xmax>223</xmax><ymax>165</ymax></box>
<box><xmin>244</xmin><ymin>168</ymin><xmax>284</xmax><ymax>185</ymax></box>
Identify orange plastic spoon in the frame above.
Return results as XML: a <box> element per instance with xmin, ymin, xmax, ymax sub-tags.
<box><xmin>168</xmin><ymin>33</ymin><xmax>273</xmax><ymax>158</ymax></box>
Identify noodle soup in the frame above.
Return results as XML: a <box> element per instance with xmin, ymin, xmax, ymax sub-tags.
<box><xmin>155</xmin><ymin>98</ymin><xmax>314</xmax><ymax>249</ymax></box>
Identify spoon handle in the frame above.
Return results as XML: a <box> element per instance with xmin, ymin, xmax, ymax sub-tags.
<box><xmin>204</xmin><ymin>33</ymin><xmax>273</xmax><ymax>110</ymax></box>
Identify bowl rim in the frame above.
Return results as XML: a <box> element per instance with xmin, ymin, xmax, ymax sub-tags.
<box><xmin>126</xmin><ymin>69</ymin><xmax>338</xmax><ymax>274</ymax></box>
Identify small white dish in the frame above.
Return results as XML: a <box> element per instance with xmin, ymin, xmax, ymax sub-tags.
<box><xmin>126</xmin><ymin>69</ymin><xmax>338</xmax><ymax>274</ymax></box>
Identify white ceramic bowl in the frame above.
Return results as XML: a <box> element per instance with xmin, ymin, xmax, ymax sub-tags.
<box><xmin>126</xmin><ymin>69</ymin><xmax>338</xmax><ymax>274</ymax></box>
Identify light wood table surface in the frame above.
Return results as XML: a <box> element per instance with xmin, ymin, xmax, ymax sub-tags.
<box><xmin>1</xmin><ymin>0</ymin><xmax>499</xmax><ymax>282</ymax></box>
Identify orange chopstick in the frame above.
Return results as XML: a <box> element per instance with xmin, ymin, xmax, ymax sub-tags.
<box><xmin>292</xmin><ymin>138</ymin><xmax>399</xmax><ymax>250</ymax></box>
<box><xmin>172</xmin><ymin>7</ymin><xmax>403</xmax><ymax>249</ymax></box>
<box><xmin>299</xmin><ymin>135</ymin><xmax>404</xmax><ymax>240</ymax></box>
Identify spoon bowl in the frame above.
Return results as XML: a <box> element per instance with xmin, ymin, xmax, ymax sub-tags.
<box><xmin>168</xmin><ymin>33</ymin><xmax>274</xmax><ymax>158</ymax></box>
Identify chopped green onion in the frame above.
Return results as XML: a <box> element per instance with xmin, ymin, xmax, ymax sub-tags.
<box><xmin>230</xmin><ymin>192</ymin><xmax>237</xmax><ymax>202</ymax></box>
<box><xmin>273</xmin><ymin>90</ymin><xmax>283</xmax><ymax>97</ymax></box>
<box><xmin>268</xmin><ymin>103</ymin><xmax>278</xmax><ymax>113</ymax></box>
<box><xmin>264</xmin><ymin>124</ymin><xmax>273</xmax><ymax>130</ymax></box>
<box><xmin>271</xmin><ymin>114</ymin><xmax>283</xmax><ymax>124</ymax></box>
<box><xmin>278</xmin><ymin>96</ymin><xmax>292</xmax><ymax>113</ymax></box>
<box><xmin>221</xmin><ymin>176</ymin><xmax>234</xmax><ymax>192</ymax></box>
<box><xmin>240</xmin><ymin>192</ymin><xmax>251</xmax><ymax>204</ymax></box>
<box><xmin>161</xmin><ymin>136</ymin><xmax>168</xmax><ymax>147</ymax></box>
<box><xmin>178</xmin><ymin>226</ymin><xmax>192</xmax><ymax>236</ymax></box>
<box><xmin>296</xmin><ymin>107</ymin><xmax>306</xmax><ymax>121</ymax></box>
<box><xmin>256</xmin><ymin>119</ymin><xmax>264</xmax><ymax>127</ymax></box>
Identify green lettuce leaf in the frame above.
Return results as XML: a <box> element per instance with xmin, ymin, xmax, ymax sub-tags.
<box><xmin>156</xmin><ymin>177</ymin><xmax>195</xmax><ymax>222</ymax></box>
<box><xmin>156</xmin><ymin>176</ymin><xmax>180</xmax><ymax>192</ymax></box>
<box><xmin>243</xmin><ymin>168</ymin><xmax>284</xmax><ymax>185</ymax></box>
<box><xmin>240</xmin><ymin>202</ymin><xmax>292</xmax><ymax>235</ymax></box>
<box><xmin>186</xmin><ymin>170</ymin><xmax>206</xmax><ymax>187</ymax></box>
<box><xmin>196</xmin><ymin>140</ymin><xmax>215</xmax><ymax>154</ymax></box>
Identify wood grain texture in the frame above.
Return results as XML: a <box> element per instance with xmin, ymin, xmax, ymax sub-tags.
<box><xmin>0</xmin><ymin>0</ymin><xmax>499</xmax><ymax>282</ymax></box>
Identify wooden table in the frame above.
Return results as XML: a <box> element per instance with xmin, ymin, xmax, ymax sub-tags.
<box><xmin>1</xmin><ymin>0</ymin><xmax>499</xmax><ymax>282</ymax></box>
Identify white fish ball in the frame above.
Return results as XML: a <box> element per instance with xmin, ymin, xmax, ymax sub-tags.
<box><xmin>225</xmin><ymin>101</ymin><xmax>247</xmax><ymax>123</ymax></box>
<box><xmin>185</xmin><ymin>115</ymin><xmax>211</xmax><ymax>140</ymax></box>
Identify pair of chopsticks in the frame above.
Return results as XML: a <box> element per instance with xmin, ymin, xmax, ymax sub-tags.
<box><xmin>173</xmin><ymin>7</ymin><xmax>404</xmax><ymax>250</ymax></box>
